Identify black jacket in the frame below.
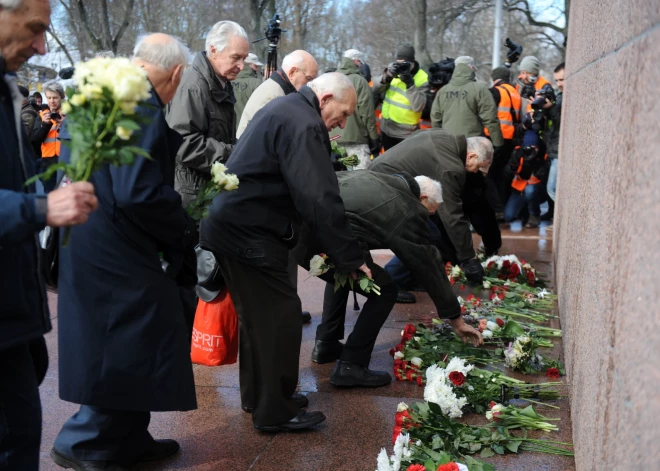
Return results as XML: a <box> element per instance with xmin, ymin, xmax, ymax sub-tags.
<box><xmin>200</xmin><ymin>87</ymin><xmax>364</xmax><ymax>273</ymax></box>
<box><xmin>166</xmin><ymin>52</ymin><xmax>236</xmax><ymax>206</ymax></box>
<box><xmin>0</xmin><ymin>70</ymin><xmax>50</xmax><ymax>350</ymax></box>
<box><xmin>545</xmin><ymin>92</ymin><xmax>562</xmax><ymax>158</ymax></box>
<box><xmin>337</xmin><ymin>171</ymin><xmax>460</xmax><ymax>318</ymax></box>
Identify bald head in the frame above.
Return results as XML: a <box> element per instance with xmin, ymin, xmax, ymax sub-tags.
<box><xmin>282</xmin><ymin>50</ymin><xmax>318</xmax><ymax>90</ymax></box>
<box><xmin>132</xmin><ymin>33</ymin><xmax>190</xmax><ymax>104</ymax></box>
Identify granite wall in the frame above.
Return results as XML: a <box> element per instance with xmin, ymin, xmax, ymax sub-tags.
<box><xmin>554</xmin><ymin>2</ymin><xmax>660</xmax><ymax>470</ymax></box>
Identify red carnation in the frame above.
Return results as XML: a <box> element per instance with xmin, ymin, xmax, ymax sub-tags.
<box><xmin>502</xmin><ymin>260</ymin><xmax>511</xmax><ymax>268</ymax></box>
<box><xmin>395</xmin><ymin>410</ymin><xmax>411</xmax><ymax>426</ymax></box>
<box><xmin>510</xmin><ymin>264</ymin><xmax>521</xmax><ymax>276</ymax></box>
<box><xmin>437</xmin><ymin>464</ymin><xmax>460</xmax><ymax>471</ymax></box>
<box><xmin>389</xmin><ymin>347</ymin><xmax>396</xmax><ymax>357</ymax></box>
<box><xmin>394</xmin><ymin>371</ymin><xmax>404</xmax><ymax>381</ymax></box>
<box><xmin>394</xmin><ymin>359</ymin><xmax>403</xmax><ymax>366</ymax></box>
<box><xmin>459</xmin><ymin>284</ymin><xmax>465</xmax><ymax>290</ymax></box>
<box><xmin>392</xmin><ymin>425</ymin><xmax>402</xmax><ymax>443</ymax></box>
<box><xmin>546</xmin><ymin>367</ymin><xmax>561</xmax><ymax>379</ymax></box>
<box><xmin>460</xmin><ymin>305</ymin><xmax>467</xmax><ymax>314</ymax></box>
<box><xmin>466</xmin><ymin>294</ymin><xmax>476</xmax><ymax>301</ymax></box>
<box><xmin>487</xmin><ymin>261</ymin><xmax>495</xmax><ymax>269</ymax></box>
<box><xmin>402</xmin><ymin>361</ymin><xmax>409</xmax><ymax>369</ymax></box>
<box><xmin>405</xmin><ymin>370</ymin><xmax>415</xmax><ymax>381</ymax></box>
<box><xmin>406</xmin><ymin>465</ymin><xmax>427</xmax><ymax>471</ymax></box>
<box><xmin>449</xmin><ymin>278</ymin><xmax>456</xmax><ymax>286</ymax></box>
<box><xmin>404</xmin><ymin>324</ymin><xmax>416</xmax><ymax>336</ymax></box>
<box><xmin>448</xmin><ymin>371</ymin><xmax>465</xmax><ymax>386</ymax></box>
<box><xmin>416</xmin><ymin>375</ymin><xmax>424</xmax><ymax>386</ymax></box>
<box><xmin>395</xmin><ymin>343</ymin><xmax>405</xmax><ymax>352</ymax></box>
<box><xmin>496</xmin><ymin>318</ymin><xmax>505</xmax><ymax>327</ymax></box>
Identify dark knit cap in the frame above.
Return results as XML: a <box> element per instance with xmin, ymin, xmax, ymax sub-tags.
<box><xmin>396</xmin><ymin>44</ymin><xmax>415</xmax><ymax>62</ymax></box>
<box><xmin>491</xmin><ymin>67</ymin><xmax>510</xmax><ymax>83</ymax></box>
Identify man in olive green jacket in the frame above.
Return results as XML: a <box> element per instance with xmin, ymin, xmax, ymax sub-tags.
<box><xmin>232</xmin><ymin>53</ymin><xmax>263</xmax><ymax>125</ymax></box>
<box><xmin>431</xmin><ymin>61</ymin><xmax>504</xmax><ymax>147</ymax></box>
<box><xmin>330</xmin><ymin>49</ymin><xmax>379</xmax><ymax>168</ymax></box>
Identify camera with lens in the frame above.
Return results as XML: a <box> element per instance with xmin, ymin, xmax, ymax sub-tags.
<box><xmin>49</xmin><ymin>112</ymin><xmax>61</xmax><ymax>121</ymax></box>
<box><xmin>387</xmin><ymin>61</ymin><xmax>411</xmax><ymax>78</ymax></box>
<box><xmin>428</xmin><ymin>57</ymin><xmax>455</xmax><ymax>89</ymax></box>
<box><xmin>264</xmin><ymin>14</ymin><xmax>283</xmax><ymax>45</ymax></box>
<box><xmin>504</xmin><ymin>38</ymin><xmax>523</xmax><ymax>68</ymax></box>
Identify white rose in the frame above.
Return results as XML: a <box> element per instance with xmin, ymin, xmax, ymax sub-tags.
<box><xmin>486</xmin><ymin>321</ymin><xmax>499</xmax><ymax>331</ymax></box>
<box><xmin>492</xmin><ymin>404</ymin><xmax>504</xmax><ymax>412</ymax></box>
<box><xmin>482</xmin><ymin>330</ymin><xmax>493</xmax><ymax>339</ymax></box>
<box><xmin>396</xmin><ymin>402</ymin><xmax>409</xmax><ymax>412</ymax></box>
<box><xmin>223</xmin><ymin>174</ymin><xmax>239</xmax><ymax>191</ymax></box>
<box><xmin>308</xmin><ymin>254</ymin><xmax>329</xmax><ymax>277</ymax></box>
<box><xmin>119</xmin><ymin>101</ymin><xmax>137</xmax><ymax>115</ymax></box>
<box><xmin>69</xmin><ymin>94</ymin><xmax>86</xmax><ymax>107</ymax></box>
<box><xmin>411</xmin><ymin>357</ymin><xmax>423</xmax><ymax>367</ymax></box>
<box><xmin>115</xmin><ymin>126</ymin><xmax>132</xmax><ymax>141</ymax></box>
<box><xmin>451</xmin><ymin>265</ymin><xmax>462</xmax><ymax>278</ymax></box>
<box><xmin>394</xmin><ymin>351</ymin><xmax>405</xmax><ymax>360</ymax></box>
<box><xmin>485</xmin><ymin>411</ymin><xmax>494</xmax><ymax>421</ymax></box>
<box><xmin>483</xmin><ymin>280</ymin><xmax>491</xmax><ymax>289</ymax></box>
<box><xmin>61</xmin><ymin>102</ymin><xmax>72</xmax><ymax>115</ymax></box>
<box><xmin>457</xmin><ymin>296</ymin><xmax>464</xmax><ymax>304</ymax></box>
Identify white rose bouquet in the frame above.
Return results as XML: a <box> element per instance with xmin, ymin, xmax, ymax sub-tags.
<box><xmin>27</xmin><ymin>57</ymin><xmax>153</xmax><ymax>246</ymax></box>
<box><xmin>308</xmin><ymin>254</ymin><xmax>380</xmax><ymax>295</ymax></box>
<box><xmin>186</xmin><ymin>162</ymin><xmax>239</xmax><ymax>221</ymax></box>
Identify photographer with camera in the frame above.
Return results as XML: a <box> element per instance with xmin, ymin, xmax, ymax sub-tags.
<box><xmin>372</xmin><ymin>44</ymin><xmax>429</xmax><ymax>150</ymax></box>
<box><xmin>31</xmin><ymin>82</ymin><xmax>65</xmax><ymax>192</ymax></box>
<box><xmin>516</xmin><ymin>56</ymin><xmax>552</xmax><ymax>112</ymax></box>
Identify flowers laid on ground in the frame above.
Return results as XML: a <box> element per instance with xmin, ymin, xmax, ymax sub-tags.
<box><xmin>27</xmin><ymin>57</ymin><xmax>153</xmax><ymax>245</ymax></box>
<box><xmin>481</xmin><ymin>255</ymin><xmax>542</xmax><ymax>286</ymax></box>
<box><xmin>308</xmin><ymin>254</ymin><xmax>381</xmax><ymax>295</ymax></box>
<box><xmin>331</xmin><ymin>140</ymin><xmax>360</xmax><ymax>168</ymax></box>
<box><xmin>485</xmin><ymin>402</ymin><xmax>560</xmax><ymax>432</ymax></box>
<box><xmin>186</xmin><ymin>162</ymin><xmax>239</xmax><ymax>221</ymax></box>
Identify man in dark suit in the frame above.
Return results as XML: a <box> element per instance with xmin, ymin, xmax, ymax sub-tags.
<box><xmin>51</xmin><ymin>34</ymin><xmax>198</xmax><ymax>471</ymax></box>
<box><xmin>200</xmin><ymin>73</ymin><xmax>371</xmax><ymax>432</ymax></box>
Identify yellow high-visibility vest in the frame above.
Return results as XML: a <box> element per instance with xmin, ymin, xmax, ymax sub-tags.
<box><xmin>381</xmin><ymin>69</ymin><xmax>428</xmax><ymax>125</ymax></box>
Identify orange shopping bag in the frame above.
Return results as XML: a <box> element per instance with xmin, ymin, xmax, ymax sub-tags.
<box><xmin>190</xmin><ymin>289</ymin><xmax>238</xmax><ymax>366</ymax></box>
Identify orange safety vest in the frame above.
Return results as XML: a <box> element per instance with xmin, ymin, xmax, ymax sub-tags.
<box><xmin>39</xmin><ymin>109</ymin><xmax>61</xmax><ymax>158</ymax></box>
<box><xmin>516</xmin><ymin>75</ymin><xmax>551</xmax><ymax>113</ymax></box>
<box><xmin>484</xmin><ymin>83</ymin><xmax>521</xmax><ymax>140</ymax></box>
<box><xmin>511</xmin><ymin>148</ymin><xmax>546</xmax><ymax>192</ymax></box>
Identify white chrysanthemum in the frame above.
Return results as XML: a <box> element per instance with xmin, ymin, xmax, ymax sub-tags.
<box><xmin>376</xmin><ymin>448</ymin><xmax>393</xmax><ymax>471</ymax></box>
<box><xmin>445</xmin><ymin>357</ymin><xmax>474</xmax><ymax>376</ymax></box>
<box><xmin>486</xmin><ymin>321</ymin><xmax>500</xmax><ymax>331</ymax></box>
<box><xmin>308</xmin><ymin>255</ymin><xmax>329</xmax><ymax>277</ymax></box>
<box><xmin>537</xmin><ymin>288</ymin><xmax>550</xmax><ymax>299</ymax></box>
<box><xmin>423</xmin><ymin>365</ymin><xmax>467</xmax><ymax>418</ymax></box>
<box><xmin>391</xmin><ymin>432</ymin><xmax>410</xmax><ymax>471</ymax></box>
<box><xmin>482</xmin><ymin>255</ymin><xmax>499</xmax><ymax>268</ymax></box>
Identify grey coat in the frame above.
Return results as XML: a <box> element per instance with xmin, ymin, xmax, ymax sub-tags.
<box><xmin>166</xmin><ymin>52</ymin><xmax>236</xmax><ymax>206</ymax></box>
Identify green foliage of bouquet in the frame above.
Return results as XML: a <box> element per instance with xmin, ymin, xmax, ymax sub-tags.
<box><xmin>331</xmin><ymin>141</ymin><xmax>360</xmax><ymax>168</ymax></box>
<box><xmin>308</xmin><ymin>254</ymin><xmax>380</xmax><ymax>295</ymax></box>
<box><xmin>186</xmin><ymin>162</ymin><xmax>239</xmax><ymax>221</ymax></box>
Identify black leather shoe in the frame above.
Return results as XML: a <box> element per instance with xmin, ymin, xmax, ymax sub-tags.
<box><xmin>302</xmin><ymin>311</ymin><xmax>312</xmax><ymax>323</ymax></box>
<box><xmin>396</xmin><ymin>289</ymin><xmax>416</xmax><ymax>304</ymax></box>
<box><xmin>242</xmin><ymin>393</ymin><xmax>309</xmax><ymax>413</ymax></box>
<box><xmin>50</xmin><ymin>448</ymin><xmax>130</xmax><ymax>471</ymax></box>
<box><xmin>254</xmin><ymin>409</ymin><xmax>326</xmax><ymax>432</ymax></box>
<box><xmin>138</xmin><ymin>438</ymin><xmax>180</xmax><ymax>462</ymax></box>
<box><xmin>311</xmin><ymin>340</ymin><xmax>343</xmax><ymax>364</ymax></box>
<box><xmin>330</xmin><ymin>360</ymin><xmax>392</xmax><ymax>388</ymax></box>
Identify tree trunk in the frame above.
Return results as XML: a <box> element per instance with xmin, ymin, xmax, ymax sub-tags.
<box><xmin>413</xmin><ymin>0</ymin><xmax>432</xmax><ymax>69</ymax></box>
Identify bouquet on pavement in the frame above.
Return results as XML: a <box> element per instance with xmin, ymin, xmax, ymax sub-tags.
<box><xmin>186</xmin><ymin>162</ymin><xmax>239</xmax><ymax>221</ymax></box>
<box><xmin>27</xmin><ymin>57</ymin><xmax>153</xmax><ymax>246</ymax></box>
<box><xmin>330</xmin><ymin>139</ymin><xmax>360</xmax><ymax>169</ymax></box>
<box><xmin>309</xmin><ymin>254</ymin><xmax>380</xmax><ymax>295</ymax></box>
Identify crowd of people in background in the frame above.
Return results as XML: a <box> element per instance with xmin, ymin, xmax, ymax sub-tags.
<box><xmin>2</xmin><ymin>0</ymin><xmax>563</xmax><ymax>469</ymax></box>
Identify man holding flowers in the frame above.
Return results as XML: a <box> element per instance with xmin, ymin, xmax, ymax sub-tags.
<box><xmin>51</xmin><ymin>34</ymin><xmax>199</xmax><ymax>470</ymax></box>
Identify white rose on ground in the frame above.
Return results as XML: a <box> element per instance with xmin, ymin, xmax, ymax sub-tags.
<box><xmin>394</xmin><ymin>351</ymin><xmax>404</xmax><ymax>360</ymax></box>
<box><xmin>451</xmin><ymin>265</ymin><xmax>462</xmax><ymax>278</ymax></box>
<box><xmin>486</xmin><ymin>321</ymin><xmax>500</xmax><ymax>331</ymax></box>
<box><xmin>483</xmin><ymin>280</ymin><xmax>491</xmax><ymax>289</ymax></box>
<box><xmin>482</xmin><ymin>330</ymin><xmax>493</xmax><ymax>339</ymax></box>
<box><xmin>396</xmin><ymin>402</ymin><xmax>409</xmax><ymax>412</ymax></box>
<box><xmin>411</xmin><ymin>357</ymin><xmax>423</xmax><ymax>367</ymax></box>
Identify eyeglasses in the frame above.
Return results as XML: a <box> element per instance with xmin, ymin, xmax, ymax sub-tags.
<box><xmin>300</xmin><ymin>69</ymin><xmax>315</xmax><ymax>82</ymax></box>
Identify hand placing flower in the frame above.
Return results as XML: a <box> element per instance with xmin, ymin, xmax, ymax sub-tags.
<box><xmin>186</xmin><ymin>161</ymin><xmax>239</xmax><ymax>221</ymax></box>
<box><xmin>308</xmin><ymin>254</ymin><xmax>331</xmax><ymax>277</ymax></box>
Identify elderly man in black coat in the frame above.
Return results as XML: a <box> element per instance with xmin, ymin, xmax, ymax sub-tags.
<box><xmin>305</xmin><ymin>171</ymin><xmax>483</xmax><ymax>382</ymax></box>
<box><xmin>50</xmin><ymin>34</ymin><xmax>198</xmax><ymax>471</ymax></box>
<box><xmin>200</xmin><ymin>73</ymin><xmax>371</xmax><ymax>432</ymax></box>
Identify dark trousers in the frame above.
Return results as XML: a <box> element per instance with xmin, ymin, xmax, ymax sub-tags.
<box><xmin>42</xmin><ymin>156</ymin><xmax>59</xmax><ymax>192</ymax></box>
<box><xmin>486</xmin><ymin>140</ymin><xmax>514</xmax><ymax>213</ymax></box>
<box><xmin>0</xmin><ymin>343</ymin><xmax>42</xmax><ymax>471</ymax></box>
<box><xmin>217</xmin><ymin>254</ymin><xmax>302</xmax><ymax>427</ymax></box>
<box><xmin>381</xmin><ymin>132</ymin><xmax>405</xmax><ymax>151</ymax></box>
<box><xmin>316</xmin><ymin>254</ymin><xmax>398</xmax><ymax>367</ymax></box>
<box><xmin>53</xmin><ymin>406</ymin><xmax>152</xmax><ymax>463</ymax></box>
<box><xmin>504</xmin><ymin>183</ymin><xmax>545</xmax><ymax>222</ymax></box>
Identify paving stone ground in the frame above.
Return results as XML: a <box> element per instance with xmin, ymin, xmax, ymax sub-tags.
<box><xmin>40</xmin><ymin>222</ymin><xmax>574</xmax><ymax>470</ymax></box>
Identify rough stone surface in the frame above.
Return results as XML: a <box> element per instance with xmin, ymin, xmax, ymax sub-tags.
<box><xmin>555</xmin><ymin>6</ymin><xmax>660</xmax><ymax>470</ymax></box>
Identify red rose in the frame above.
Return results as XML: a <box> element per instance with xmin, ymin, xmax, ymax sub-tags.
<box><xmin>406</xmin><ymin>465</ymin><xmax>427</xmax><ymax>471</ymax></box>
<box><xmin>546</xmin><ymin>367</ymin><xmax>561</xmax><ymax>379</ymax></box>
<box><xmin>510</xmin><ymin>264</ymin><xmax>521</xmax><ymax>276</ymax></box>
<box><xmin>448</xmin><ymin>371</ymin><xmax>465</xmax><ymax>386</ymax></box>
<box><xmin>437</xmin><ymin>464</ymin><xmax>460</xmax><ymax>471</ymax></box>
<box><xmin>459</xmin><ymin>284</ymin><xmax>465</xmax><ymax>290</ymax></box>
<box><xmin>404</xmin><ymin>324</ymin><xmax>416</xmax><ymax>336</ymax></box>
<box><xmin>402</xmin><ymin>333</ymin><xmax>413</xmax><ymax>342</ymax></box>
<box><xmin>460</xmin><ymin>305</ymin><xmax>467</xmax><ymax>314</ymax></box>
<box><xmin>498</xmin><ymin>274</ymin><xmax>506</xmax><ymax>280</ymax></box>
<box><xmin>394</xmin><ymin>359</ymin><xmax>403</xmax><ymax>366</ymax></box>
<box><xmin>502</xmin><ymin>260</ymin><xmax>511</xmax><ymax>268</ymax></box>
<box><xmin>487</xmin><ymin>261</ymin><xmax>495</xmax><ymax>269</ymax></box>
<box><xmin>395</xmin><ymin>343</ymin><xmax>405</xmax><ymax>352</ymax></box>
<box><xmin>416</xmin><ymin>375</ymin><xmax>424</xmax><ymax>386</ymax></box>
<box><xmin>493</xmin><ymin>411</ymin><xmax>502</xmax><ymax>420</ymax></box>
<box><xmin>394</xmin><ymin>371</ymin><xmax>404</xmax><ymax>381</ymax></box>
<box><xmin>496</xmin><ymin>318</ymin><xmax>505</xmax><ymax>327</ymax></box>
<box><xmin>402</xmin><ymin>361</ymin><xmax>409</xmax><ymax>369</ymax></box>
<box><xmin>466</xmin><ymin>294</ymin><xmax>476</xmax><ymax>301</ymax></box>
<box><xmin>449</xmin><ymin>278</ymin><xmax>456</xmax><ymax>286</ymax></box>
<box><xmin>389</xmin><ymin>347</ymin><xmax>396</xmax><ymax>357</ymax></box>
<box><xmin>405</xmin><ymin>370</ymin><xmax>415</xmax><ymax>381</ymax></box>
<box><xmin>395</xmin><ymin>410</ymin><xmax>411</xmax><ymax>426</ymax></box>
<box><xmin>489</xmin><ymin>401</ymin><xmax>497</xmax><ymax>409</ymax></box>
<box><xmin>392</xmin><ymin>425</ymin><xmax>402</xmax><ymax>443</ymax></box>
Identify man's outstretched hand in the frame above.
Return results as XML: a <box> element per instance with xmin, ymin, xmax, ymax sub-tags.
<box><xmin>449</xmin><ymin>317</ymin><xmax>483</xmax><ymax>347</ymax></box>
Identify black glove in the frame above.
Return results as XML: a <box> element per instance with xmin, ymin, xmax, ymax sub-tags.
<box><xmin>330</xmin><ymin>152</ymin><xmax>347</xmax><ymax>171</ymax></box>
<box><xmin>381</xmin><ymin>67</ymin><xmax>394</xmax><ymax>84</ymax></box>
<box><xmin>399</xmin><ymin>71</ymin><xmax>414</xmax><ymax>88</ymax></box>
<box><xmin>369</xmin><ymin>137</ymin><xmax>381</xmax><ymax>157</ymax></box>
<box><xmin>460</xmin><ymin>258</ymin><xmax>485</xmax><ymax>284</ymax></box>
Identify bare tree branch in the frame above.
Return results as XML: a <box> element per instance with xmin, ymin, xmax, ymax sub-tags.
<box><xmin>75</xmin><ymin>0</ymin><xmax>103</xmax><ymax>50</ymax></box>
<box><xmin>507</xmin><ymin>0</ymin><xmax>565</xmax><ymax>35</ymax></box>
<box><xmin>112</xmin><ymin>0</ymin><xmax>135</xmax><ymax>51</ymax></box>
<box><xmin>47</xmin><ymin>27</ymin><xmax>76</xmax><ymax>66</ymax></box>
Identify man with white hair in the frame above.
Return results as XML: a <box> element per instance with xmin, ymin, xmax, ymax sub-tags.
<box><xmin>233</xmin><ymin>52</ymin><xmax>263</xmax><ymax>124</ymax></box>
<box><xmin>236</xmin><ymin>49</ymin><xmax>318</xmax><ymax>138</ymax></box>
<box><xmin>51</xmin><ymin>33</ymin><xmax>199</xmax><ymax>470</ymax></box>
<box><xmin>31</xmin><ymin>81</ymin><xmax>66</xmax><ymax>191</ymax></box>
<box><xmin>330</xmin><ymin>48</ymin><xmax>379</xmax><ymax>168</ymax></box>
<box><xmin>371</xmin><ymin>130</ymin><xmax>496</xmax><ymax>301</ymax></box>
<box><xmin>200</xmin><ymin>73</ymin><xmax>369</xmax><ymax>432</ymax></box>
<box><xmin>167</xmin><ymin>20</ymin><xmax>248</xmax><ymax>208</ymax></box>
<box><xmin>304</xmin><ymin>170</ymin><xmax>482</xmax><ymax>385</ymax></box>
